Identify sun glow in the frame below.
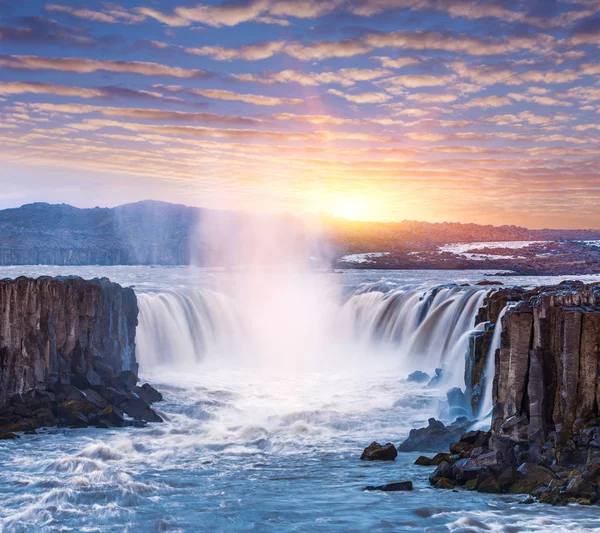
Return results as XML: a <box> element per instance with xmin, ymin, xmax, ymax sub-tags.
<box><xmin>330</xmin><ymin>196</ymin><xmax>371</xmax><ymax>221</ymax></box>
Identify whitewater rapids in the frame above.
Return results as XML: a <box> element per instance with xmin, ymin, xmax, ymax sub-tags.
<box><xmin>1</xmin><ymin>267</ymin><xmax>600</xmax><ymax>532</ymax></box>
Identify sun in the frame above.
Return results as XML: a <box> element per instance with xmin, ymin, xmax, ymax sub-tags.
<box><xmin>330</xmin><ymin>196</ymin><xmax>369</xmax><ymax>221</ymax></box>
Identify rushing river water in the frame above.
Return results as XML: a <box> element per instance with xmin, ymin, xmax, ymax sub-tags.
<box><xmin>1</xmin><ymin>267</ymin><xmax>600</xmax><ymax>533</ymax></box>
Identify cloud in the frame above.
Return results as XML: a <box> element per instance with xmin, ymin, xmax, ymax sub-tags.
<box><xmin>371</xmin><ymin>56</ymin><xmax>421</xmax><ymax>69</ymax></box>
<box><xmin>406</xmin><ymin>93</ymin><xmax>458</xmax><ymax>103</ymax></box>
<box><xmin>0</xmin><ymin>16</ymin><xmax>94</xmax><ymax>46</ymax></box>
<box><xmin>191</xmin><ymin>88</ymin><xmax>303</xmax><ymax>106</ymax></box>
<box><xmin>143</xmin><ymin>0</ymin><xmax>341</xmax><ymax>28</ymax></box>
<box><xmin>381</xmin><ymin>74</ymin><xmax>454</xmax><ymax>88</ymax></box>
<box><xmin>284</xmin><ymin>39</ymin><xmax>372</xmax><ymax>60</ymax></box>
<box><xmin>0</xmin><ymin>54</ymin><xmax>211</xmax><ymax>78</ymax></box>
<box><xmin>0</xmin><ymin>81</ymin><xmax>106</xmax><ymax>98</ymax></box>
<box><xmin>272</xmin><ymin>113</ymin><xmax>357</xmax><ymax>125</ymax></box>
<box><xmin>26</xmin><ymin>103</ymin><xmax>265</xmax><ymax>126</ymax></box>
<box><xmin>0</xmin><ymin>81</ymin><xmax>186</xmax><ymax>104</ymax></box>
<box><xmin>327</xmin><ymin>88</ymin><xmax>392</xmax><ymax>103</ymax></box>
<box><xmin>461</xmin><ymin>95</ymin><xmax>513</xmax><ymax>108</ymax></box>
<box><xmin>232</xmin><ymin>68</ymin><xmax>391</xmax><ymax>86</ymax></box>
<box><xmin>186</xmin><ymin>41</ymin><xmax>286</xmax><ymax>61</ymax></box>
<box><xmin>45</xmin><ymin>4</ymin><xmax>145</xmax><ymax>24</ymax></box>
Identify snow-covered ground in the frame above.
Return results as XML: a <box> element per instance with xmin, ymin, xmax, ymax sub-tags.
<box><xmin>438</xmin><ymin>241</ymin><xmax>547</xmax><ymax>261</ymax></box>
<box><xmin>340</xmin><ymin>252</ymin><xmax>390</xmax><ymax>264</ymax></box>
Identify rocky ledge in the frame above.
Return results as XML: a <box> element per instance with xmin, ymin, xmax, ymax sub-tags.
<box><xmin>0</xmin><ymin>276</ymin><xmax>163</xmax><ymax>439</ymax></box>
<box><xmin>417</xmin><ymin>281</ymin><xmax>600</xmax><ymax>505</ymax></box>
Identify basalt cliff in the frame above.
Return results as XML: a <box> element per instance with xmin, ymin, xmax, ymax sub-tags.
<box><xmin>421</xmin><ymin>281</ymin><xmax>600</xmax><ymax>504</ymax></box>
<box><xmin>0</xmin><ymin>276</ymin><xmax>162</xmax><ymax>438</ymax></box>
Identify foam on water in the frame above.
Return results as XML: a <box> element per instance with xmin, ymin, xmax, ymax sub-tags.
<box><xmin>1</xmin><ymin>267</ymin><xmax>600</xmax><ymax>532</ymax></box>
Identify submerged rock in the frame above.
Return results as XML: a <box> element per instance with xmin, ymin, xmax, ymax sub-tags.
<box><xmin>407</xmin><ymin>371</ymin><xmax>430</xmax><ymax>383</ymax></box>
<box><xmin>360</xmin><ymin>442</ymin><xmax>398</xmax><ymax>461</ymax></box>
<box><xmin>364</xmin><ymin>481</ymin><xmax>413</xmax><ymax>492</ymax></box>
<box><xmin>427</xmin><ymin>368</ymin><xmax>445</xmax><ymax>388</ymax></box>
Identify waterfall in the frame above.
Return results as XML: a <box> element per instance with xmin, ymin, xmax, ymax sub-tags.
<box><xmin>136</xmin><ymin>283</ymin><xmax>492</xmax><ymax>391</ymax></box>
<box><xmin>340</xmin><ymin>286</ymin><xmax>490</xmax><ymax>386</ymax></box>
<box><xmin>477</xmin><ymin>304</ymin><xmax>512</xmax><ymax>419</ymax></box>
<box><xmin>136</xmin><ymin>288</ymin><xmax>244</xmax><ymax>369</ymax></box>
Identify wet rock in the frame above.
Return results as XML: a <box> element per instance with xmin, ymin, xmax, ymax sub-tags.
<box><xmin>134</xmin><ymin>383</ymin><xmax>163</xmax><ymax>404</ymax></box>
<box><xmin>399</xmin><ymin>418</ymin><xmax>468</xmax><ymax>453</ymax></box>
<box><xmin>476</xmin><ymin>281</ymin><xmax>504</xmax><ymax>286</ymax></box>
<box><xmin>363</xmin><ymin>481</ymin><xmax>413</xmax><ymax>492</ymax></box>
<box><xmin>507</xmin><ymin>463</ymin><xmax>557</xmax><ymax>494</ymax></box>
<box><xmin>414</xmin><ymin>452</ymin><xmax>454</xmax><ymax>466</ymax></box>
<box><xmin>116</xmin><ymin>370</ymin><xmax>138</xmax><ymax>392</ymax></box>
<box><xmin>427</xmin><ymin>368</ymin><xmax>444</xmax><ymax>388</ymax></box>
<box><xmin>407</xmin><ymin>371</ymin><xmax>430</xmax><ymax>383</ymax></box>
<box><xmin>92</xmin><ymin>405</ymin><xmax>126</xmax><ymax>428</ymax></box>
<box><xmin>430</xmin><ymin>461</ymin><xmax>454</xmax><ymax>482</ymax></box>
<box><xmin>434</xmin><ymin>478</ymin><xmax>454</xmax><ymax>490</ymax></box>
<box><xmin>360</xmin><ymin>442</ymin><xmax>398</xmax><ymax>461</ymax></box>
<box><xmin>0</xmin><ymin>432</ymin><xmax>19</xmax><ymax>440</ymax></box>
<box><xmin>120</xmin><ymin>398</ymin><xmax>163</xmax><ymax>424</ymax></box>
<box><xmin>99</xmin><ymin>387</ymin><xmax>134</xmax><ymax>406</ymax></box>
<box><xmin>477</xmin><ymin>475</ymin><xmax>502</xmax><ymax>493</ymax></box>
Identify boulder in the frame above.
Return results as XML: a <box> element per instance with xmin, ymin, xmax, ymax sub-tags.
<box><xmin>360</xmin><ymin>442</ymin><xmax>398</xmax><ymax>461</ymax></box>
<box><xmin>363</xmin><ymin>481</ymin><xmax>413</xmax><ymax>492</ymax></box>
<box><xmin>399</xmin><ymin>418</ymin><xmax>468</xmax><ymax>453</ymax></box>
<box><xmin>427</xmin><ymin>368</ymin><xmax>445</xmax><ymax>388</ymax></box>
<box><xmin>414</xmin><ymin>452</ymin><xmax>454</xmax><ymax>466</ymax></box>
<box><xmin>507</xmin><ymin>463</ymin><xmax>557</xmax><ymax>494</ymax></box>
<box><xmin>134</xmin><ymin>383</ymin><xmax>163</xmax><ymax>404</ymax></box>
<box><xmin>407</xmin><ymin>371</ymin><xmax>430</xmax><ymax>383</ymax></box>
<box><xmin>120</xmin><ymin>398</ymin><xmax>163</xmax><ymax>424</ymax></box>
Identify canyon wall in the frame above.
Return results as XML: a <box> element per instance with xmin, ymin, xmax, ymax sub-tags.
<box><xmin>0</xmin><ymin>276</ymin><xmax>138</xmax><ymax>405</ymax></box>
<box><xmin>428</xmin><ymin>281</ymin><xmax>600</xmax><ymax>503</ymax></box>
<box><xmin>493</xmin><ymin>281</ymin><xmax>600</xmax><ymax>449</ymax></box>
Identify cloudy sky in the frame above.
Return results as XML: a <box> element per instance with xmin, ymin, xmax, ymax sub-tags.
<box><xmin>1</xmin><ymin>0</ymin><xmax>599</xmax><ymax>228</ymax></box>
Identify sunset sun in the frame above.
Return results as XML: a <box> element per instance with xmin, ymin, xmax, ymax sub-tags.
<box><xmin>331</xmin><ymin>197</ymin><xmax>369</xmax><ymax>221</ymax></box>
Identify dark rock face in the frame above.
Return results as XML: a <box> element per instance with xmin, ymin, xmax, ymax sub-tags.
<box><xmin>399</xmin><ymin>418</ymin><xmax>469</xmax><ymax>453</ymax></box>
<box><xmin>360</xmin><ymin>442</ymin><xmax>398</xmax><ymax>461</ymax></box>
<box><xmin>465</xmin><ymin>287</ymin><xmax>525</xmax><ymax>415</ymax></box>
<box><xmin>0</xmin><ymin>276</ymin><xmax>163</xmax><ymax>432</ymax></box>
<box><xmin>419</xmin><ymin>282</ymin><xmax>600</xmax><ymax>505</ymax></box>
<box><xmin>0</xmin><ymin>276</ymin><xmax>137</xmax><ymax>405</ymax></box>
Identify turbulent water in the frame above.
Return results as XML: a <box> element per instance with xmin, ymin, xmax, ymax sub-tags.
<box><xmin>1</xmin><ymin>266</ymin><xmax>600</xmax><ymax>532</ymax></box>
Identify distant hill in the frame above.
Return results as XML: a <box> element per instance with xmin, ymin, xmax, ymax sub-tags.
<box><xmin>0</xmin><ymin>201</ymin><xmax>599</xmax><ymax>266</ymax></box>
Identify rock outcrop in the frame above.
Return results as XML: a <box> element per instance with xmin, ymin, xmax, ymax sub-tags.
<box><xmin>0</xmin><ymin>276</ymin><xmax>162</xmax><ymax>433</ymax></box>
<box><xmin>420</xmin><ymin>281</ymin><xmax>600</xmax><ymax>504</ymax></box>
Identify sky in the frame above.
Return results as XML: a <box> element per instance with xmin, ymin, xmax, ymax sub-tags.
<box><xmin>1</xmin><ymin>0</ymin><xmax>600</xmax><ymax>229</ymax></box>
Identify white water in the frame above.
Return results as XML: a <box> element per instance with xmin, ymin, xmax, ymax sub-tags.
<box><xmin>478</xmin><ymin>305</ymin><xmax>513</xmax><ymax>419</ymax></box>
<box><xmin>2</xmin><ymin>267</ymin><xmax>600</xmax><ymax>531</ymax></box>
<box><xmin>135</xmin><ymin>280</ymin><xmax>489</xmax><ymax>398</ymax></box>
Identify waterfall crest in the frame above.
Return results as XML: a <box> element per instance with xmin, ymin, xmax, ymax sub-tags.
<box><xmin>136</xmin><ymin>283</ymin><xmax>492</xmax><ymax>391</ymax></box>
<box><xmin>137</xmin><ymin>288</ymin><xmax>244</xmax><ymax>368</ymax></box>
<box><xmin>340</xmin><ymin>286</ymin><xmax>489</xmax><ymax>385</ymax></box>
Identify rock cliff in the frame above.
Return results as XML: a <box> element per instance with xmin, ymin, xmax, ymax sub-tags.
<box><xmin>0</xmin><ymin>276</ymin><xmax>162</xmax><ymax>436</ymax></box>
<box><xmin>423</xmin><ymin>281</ymin><xmax>600</xmax><ymax>504</ymax></box>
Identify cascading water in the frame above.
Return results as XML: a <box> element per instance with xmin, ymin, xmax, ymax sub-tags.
<box><xmin>136</xmin><ymin>282</ymin><xmax>491</xmax><ymax>393</ymax></box>
<box><xmin>136</xmin><ymin>288</ymin><xmax>244</xmax><ymax>368</ymax></box>
<box><xmin>477</xmin><ymin>304</ymin><xmax>513</xmax><ymax>419</ymax></box>
<box><xmin>338</xmin><ymin>285</ymin><xmax>490</xmax><ymax>388</ymax></box>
